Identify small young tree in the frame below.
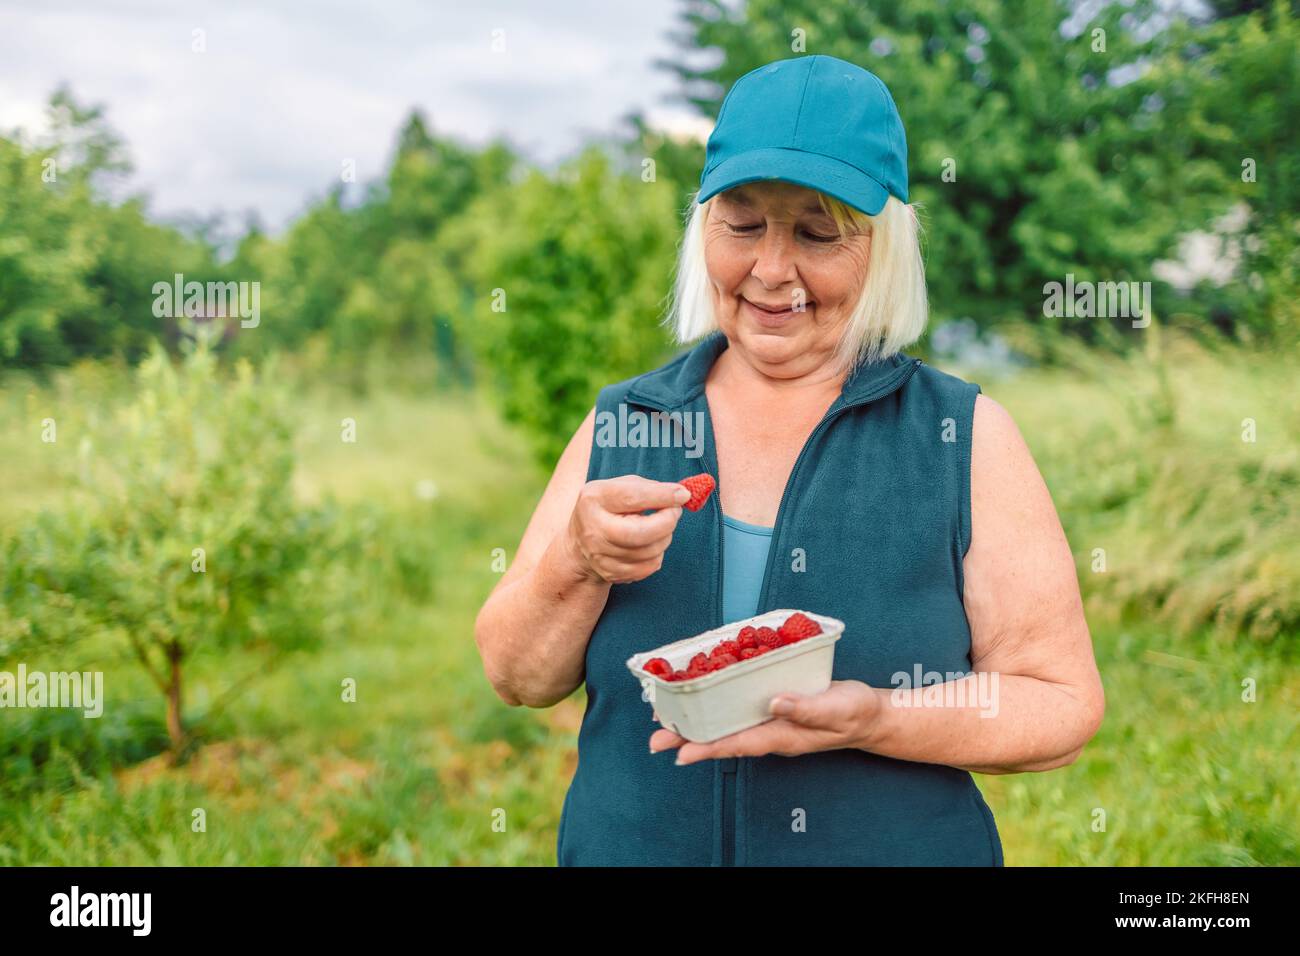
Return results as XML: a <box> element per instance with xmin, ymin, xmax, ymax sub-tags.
<box><xmin>1</xmin><ymin>331</ymin><xmax>333</xmax><ymax>757</ymax></box>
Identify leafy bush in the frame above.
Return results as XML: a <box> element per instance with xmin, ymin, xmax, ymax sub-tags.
<box><xmin>0</xmin><ymin>336</ymin><xmax>341</xmax><ymax>753</ymax></box>
<box><xmin>442</xmin><ymin>147</ymin><xmax>682</xmax><ymax>466</ymax></box>
<box><xmin>0</xmin><ymin>91</ymin><xmax>217</xmax><ymax>368</ymax></box>
<box><xmin>0</xmin><ymin>702</ymin><xmax>169</xmax><ymax>799</ymax></box>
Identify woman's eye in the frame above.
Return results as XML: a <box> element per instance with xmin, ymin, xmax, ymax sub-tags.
<box><xmin>722</xmin><ymin>221</ymin><xmax>836</xmax><ymax>242</ymax></box>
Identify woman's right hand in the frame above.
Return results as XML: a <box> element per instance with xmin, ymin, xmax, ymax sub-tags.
<box><xmin>476</xmin><ymin>407</ymin><xmax>689</xmax><ymax>707</ymax></box>
<box><xmin>564</xmin><ymin>476</ymin><xmax>691</xmax><ymax>585</ymax></box>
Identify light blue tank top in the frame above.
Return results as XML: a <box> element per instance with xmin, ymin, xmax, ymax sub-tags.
<box><xmin>721</xmin><ymin>513</ymin><xmax>774</xmax><ymax>623</ymax></box>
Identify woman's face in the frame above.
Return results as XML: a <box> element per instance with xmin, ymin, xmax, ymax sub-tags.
<box><xmin>703</xmin><ymin>180</ymin><xmax>872</xmax><ymax>381</ymax></box>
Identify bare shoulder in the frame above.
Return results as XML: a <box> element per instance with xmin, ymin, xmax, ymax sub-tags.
<box><xmin>971</xmin><ymin>393</ymin><xmax>1030</xmax><ymax>470</ymax></box>
<box><xmin>970</xmin><ymin>392</ymin><xmax>1060</xmax><ymax>520</ymax></box>
<box><xmin>969</xmin><ymin>393</ymin><xmax>1062</xmax><ymax>555</ymax></box>
<box><xmin>490</xmin><ymin>406</ymin><xmax>595</xmax><ymax>594</ymax></box>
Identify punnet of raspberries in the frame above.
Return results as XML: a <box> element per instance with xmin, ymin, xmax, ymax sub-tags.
<box><xmin>645</xmin><ymin>612</ymin><xmax>824</xmax><ymax>682</ymax></box>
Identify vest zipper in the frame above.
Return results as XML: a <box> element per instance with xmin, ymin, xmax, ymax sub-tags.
<box><xmin>702</xmin><ymin>404</ymin><xmax>735</xmax><ymax>866</ymax></box>
<box><xmin>632</xmin><ymin>354</ymin><xmax>921</xmax><ymax>867</ymax></box>
<box><xmin>754</xmin><ymin>358</ymin><xmax>923</xmax><ymax>614</ymax></box>
<box><xmin>720</xmin><ymin>759</ymin><xmax>738</xmax><ymax>866</ymax></box>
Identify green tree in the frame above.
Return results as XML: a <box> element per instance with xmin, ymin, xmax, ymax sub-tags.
<box><xmin>0</xmin><ymin>89</ymin><xmax>216</xmax><ymax>368</ymax></box>
<box><xmin>661</xmin><ymin>0</ymin><xmax>1270</xmax><ymax>346</ymax></box>
<box><xmin>1165</xmin><ymin>0</ymin><xmax>1299</xmax><ymax>342</ymax></box>
<box><xmin>226</xmin><ymin>110</ymin><xmax>517</xmax><ymax>368</ymax></box>
<box><xmin>442</xmin><ymin>146</ymin><xmax>682</xmax><ymax>466</ymax></box>
<box><xmin>0</xmin><ymin>335</ymin><xmax>336</xmax><ymax>756</ymax></box>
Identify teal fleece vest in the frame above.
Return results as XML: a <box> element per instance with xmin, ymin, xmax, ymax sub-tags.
<box><xmin>556</xmin><ymin>331</ymin><xmax>1003</xmax><ymax>866</ymax></box>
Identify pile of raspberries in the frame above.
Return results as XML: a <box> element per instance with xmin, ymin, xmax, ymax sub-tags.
<box><xmin>643</xmin><ymin>612</ymin><xmax>823</xmax><ymax>682</ymax></box>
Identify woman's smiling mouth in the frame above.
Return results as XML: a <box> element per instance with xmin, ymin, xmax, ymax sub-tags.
<box><xmin>742</xmin><ymin>296</ymin><xmax>814</xmax><ymax>326</ymax></box>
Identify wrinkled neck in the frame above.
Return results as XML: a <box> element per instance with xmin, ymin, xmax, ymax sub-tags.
<box><xmin>706</xmin><ymin>339</ymin><xmax>849</xmax><ymax>404</ymax></box>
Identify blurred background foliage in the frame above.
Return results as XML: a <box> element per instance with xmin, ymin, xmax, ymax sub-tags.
<box><xmin>3</xmin><ymin>0</ymin><xmax>1296</xmax><ymax>428</ymax></box>
<box><xmin>0</xmin><ymin>0</ymin><xmax>1296</xmax><ymax>864</ymax></box>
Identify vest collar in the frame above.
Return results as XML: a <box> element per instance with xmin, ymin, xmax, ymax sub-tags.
<box><xmin>625</xmin><ymin>330</ymin><xmax>918</xmax><ymax>410</ymax></box>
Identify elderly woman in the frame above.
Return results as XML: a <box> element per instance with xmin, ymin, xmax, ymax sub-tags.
<box><xmin>475</xmin><ymin>54</ymin><xmax>1104</xmax><ymax>866</ymax></box>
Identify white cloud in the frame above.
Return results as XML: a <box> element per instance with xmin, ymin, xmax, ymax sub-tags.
<box><xmin>0</xmin><ymin>0</ymin><xmax>690</xmax><ymax>233</ymax></box>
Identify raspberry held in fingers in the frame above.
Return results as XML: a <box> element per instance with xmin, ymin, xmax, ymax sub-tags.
<box><xmin>679</xmin><ymin>473</ymin><xmax>716</xmax><ymax>512</ymax></box>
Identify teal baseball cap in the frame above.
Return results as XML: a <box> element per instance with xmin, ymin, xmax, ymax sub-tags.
<box><xmin>698</xmin><ymin>54</ymin><xmax>908</xmax><ymax>216</ymax></box>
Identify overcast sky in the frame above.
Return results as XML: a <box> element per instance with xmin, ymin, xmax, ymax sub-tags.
<box><xmin>0</xmin><ymin>0</ymin><xmax>715</xmax><ymax>234</ymax></box>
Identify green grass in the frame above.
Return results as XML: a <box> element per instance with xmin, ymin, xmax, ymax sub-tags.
<box><xmin>980</xmin><ymin>623</ymin><xmax>1299</xmax><ymax>865</ymax></box>
<box><xmin>0</xmin><ymin>359</ymin><xmax>574</xmax><ymax>865</ymax></box>
<box><xmin>975</xmin><ymin>330</ymin><xmax>1300</xmax><ymax>644</ymax></box>
<box><xmin>0</xmin><ymin>341</ymin><xmax>1296</xmax><ymax>865</ymax></box>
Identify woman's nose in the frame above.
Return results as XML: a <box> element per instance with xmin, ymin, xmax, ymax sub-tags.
<box><xmin>749</xmin><ymin>226</ymin><xmax>799</xmax><ymax>287</ymax></box>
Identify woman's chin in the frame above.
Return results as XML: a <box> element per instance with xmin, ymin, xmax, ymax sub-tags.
<box><xmin>738</xmin><ymin>314</ymin><xmax>803</xmax><ymax>343</ymax></box>
<box><xmin>737</xmin><ymin>328</ymin><xmax>807</xmax><ymax>366</ymax></box>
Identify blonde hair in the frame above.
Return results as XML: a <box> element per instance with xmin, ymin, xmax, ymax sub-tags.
<box><xmin>664</xmin><ymin>189</ymin><xmax>929</xmax><ymax>373</ymax></box>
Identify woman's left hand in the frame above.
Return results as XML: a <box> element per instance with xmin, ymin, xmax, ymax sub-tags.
<box><xmin>650</xmin><ymin>680</ymin><xmax>884</xmax><ymax>765</ymax></box>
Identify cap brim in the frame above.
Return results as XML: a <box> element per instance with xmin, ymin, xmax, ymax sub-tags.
<box><xmin>697</xmin><ymin>147</ymin><xmax>890</xmax><ymax>216</ymax></box>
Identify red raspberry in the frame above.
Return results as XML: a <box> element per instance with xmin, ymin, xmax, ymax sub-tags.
<box><xmin>711</xmin><ymin>652</ymin><xmax>739</xmax><ymax>669</ymax></box>
<box><xmin>778</xmin><ymin>612</ymin><xmax>822</xmax><ymax>644</ymax></box>
<box><xmin>644</xmin><ymin>657</ymin><xmax>673</xmax><ymax>677</ymax></box>
<box><xmin>736</xmin><ymin>626</ymin><xmax>758</xmax><ymax>649</ymax></box>
<box><xmin>710</xmin><ymin>639</ymin><xmax>740</xmax><ymax>658</ymax></box>
<box><xmin>686</xmin><ymin>653</ymin><xmax>711</xmax><ymax>677</ymax></box>
<box><xmin>679</xmin><ymin>473</ymin><xmax>716</xmax><ymax>512</ymax></box>
<box><xmin>669</xmin><ymin>669</ymin><xmax>690</xmax><ymax>682</ymax></box>
<box><xmin>738</xmin><ymin>646</ymin><xmax>760</xmax><ymax>660</ymax></box>
<box><xmin>754</xmin><ymin>626</ymin><xmax>781</xmax><ymax>648</ymax></box>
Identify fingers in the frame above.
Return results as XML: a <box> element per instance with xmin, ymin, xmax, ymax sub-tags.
<box><xmin>603</xmin><ymin>506</ymin><xmax>680</xmax><ymax>549</ymax></box>
<box><xmin>598</xmin><ymin>476</ymin><xmax>691</xmax><ymax>514</ymax></box>
<box><xmin>650</xmin><ymin>728</ymin><xmax>684</xmax><ymax>752</ymax></box>
<box><xmin>603</xmin><ymin>536</ymin><xmax>675</xmax><ymax>563</ymax></box>
<box><xmin>570</xmin><ymin>476</ymin><xmax>696</xmax><ymax>585</ymax></box>
<box><xmin>669</xmin><ymin>720</ymin><xmax>810</xmax><ymax>765</ymax></box>
<box><xmin>769</xmin><ymin>682</ymin><xmax>869</xmax><ymax>730</ymax></box>
<box><xmin>600</xmin><ymin>554</ymin><xmax>667</xmax><ymax>584</ymax></box>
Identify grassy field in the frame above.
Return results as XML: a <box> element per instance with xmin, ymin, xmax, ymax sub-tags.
<box><xmin>0</xmin><ymin>338</ymin><xmax>1296</xmax><ymax>865</ymax></box>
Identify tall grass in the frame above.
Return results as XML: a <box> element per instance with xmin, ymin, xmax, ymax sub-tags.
<box><xmin>975</xmin><ymin>328</ymin><xmax>1299</xmax><ymax>644</ymax></box>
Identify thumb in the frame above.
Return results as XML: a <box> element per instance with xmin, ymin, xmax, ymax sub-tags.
<box><xmin>768</xmin><ymin>692</ymin><xmax>834</xmax><ymax>727</ymax></box>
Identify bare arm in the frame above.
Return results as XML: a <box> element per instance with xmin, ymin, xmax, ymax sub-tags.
<box><xmin>859</xmin><ymin>393</ymin><xmax>1105</xmax><ymax>773</ymax></box>
<box><xmin>473</xmin><ymin>406</ymin><xmax>690</xmax><ymax>708</ymax></box>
